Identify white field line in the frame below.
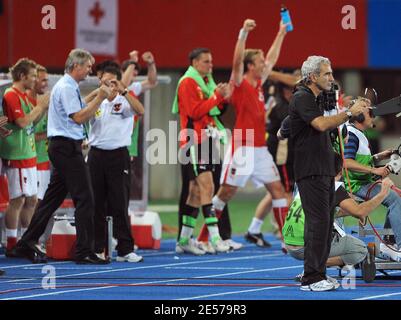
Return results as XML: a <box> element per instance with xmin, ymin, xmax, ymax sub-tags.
<box><xmin>1</xmin><ymin>255</ymin><xmax>302</xmax><ymax>300</ymax></box>
<box><xmin>178</xmin><ymin>285</ymin><xmax>286</xmax><ymax>300</ymax></box>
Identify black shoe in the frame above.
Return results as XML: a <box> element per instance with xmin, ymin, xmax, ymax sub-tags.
<box><xmin>5</xmin><ymin>248</ymin><xmax>19</xmax><ymax>258</ymax></box>
<box><xmin>244</xmin><ymin>232</ymin><xmax>272</xmax><ymax>248</ymax></box>
<box><xmin>14</xmin><ymin>241</ymin><xmax>48</xmax><ymax>264</ymax></box>
<box><xmin>0</xmin><ymin>269</ymin><xmax>5</xmax><ymax>276</ymax></box>
<box><xmin>75</xmin><ymin>253</ymin><xmax>110</xmax><ymax>265</ymax></box>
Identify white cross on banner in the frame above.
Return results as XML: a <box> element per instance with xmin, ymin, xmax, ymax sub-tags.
<box><xmin>75</xmin><ymin>0</ymin><xmax>118</xmax><ymax>56</ymax></box>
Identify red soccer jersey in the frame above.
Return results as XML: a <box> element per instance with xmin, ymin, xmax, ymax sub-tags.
<box><xmin>177</xmin><ymin>77</ymin><xmax>224</xmax><ymax>147</ymax></box>
<box><xmin>231</xmin><ymin>78</ymin><xmax>266</xmax><ymax>147</ymax></box>
<box><xmin>2</xmin><ymin>87</ymin><xmax>28</xmax><ymax>122</ymax></box>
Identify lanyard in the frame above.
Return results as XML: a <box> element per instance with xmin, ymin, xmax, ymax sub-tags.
<box><xmin>76</xmin><ymin>89</ymin><xmax>89</xmax><ymax>139</ymax></box>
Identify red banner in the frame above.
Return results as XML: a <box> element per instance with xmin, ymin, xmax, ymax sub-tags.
<box><xmin>0</xmin><ymin>0</ymin><xmax>367</xmax><ymax>69</ymax></box>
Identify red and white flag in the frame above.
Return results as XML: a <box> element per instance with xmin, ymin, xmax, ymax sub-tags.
<box><xmin>75</xmin><ymin>0</ymin><xmax>118</xmax><ymax>56</ymax></box>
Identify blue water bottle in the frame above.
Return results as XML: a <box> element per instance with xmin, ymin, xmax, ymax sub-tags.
<box><xmin>280</xmin><ymin>5</ymin><xmax>293</xmax><ymax>32</ymax></box>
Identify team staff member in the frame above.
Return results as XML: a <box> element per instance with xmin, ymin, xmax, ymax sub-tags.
<box><xmin>15</xmin><ymin>49</ymin><xmax>110</xmax><ymax>264</ymax></box>
<box><xmin>88</xmin><ymin>66</ymin><xmax>144</xmax><ymax>263</ymax></box>
<box><xmin>214</xmin><ymin>19</ymin><xmax>289</xmax><ymax>250</ymax></box>
<box><xmin>0</xmin><ymin>58</ymin><xmax>48</xmax><ymax>255</ymax></box>
<box><xmin>172</xmin><ymin>48</ymin><xmax>231</xmax><ymax>255</ymax></box>
<box><xmin>289</xmin><ymin>55</ymin><xmax>366</xmax><ymax>291</ymax></box>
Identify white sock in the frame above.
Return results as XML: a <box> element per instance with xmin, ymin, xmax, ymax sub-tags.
<box><xmin>272</xmin><ymin>198</ymin><xmax>287</xmax><ymax>208</ymax></box>
<box><xmin>212</xmin><ymin>195</ymin><xmax>226</xmax><ymax>211</ymax></box>
<box><xmin>179</xmin><ymin>226</ymin><xmax>194</xmax><ymax>245</ymax></box>
<box><xmin>248</xmin><ymin>218</ymin><xmax>264</xmax><ymax>234</ymax></box>
<box><xmin>207</xmin><ymin>225</ymin><xmax>220</xmax><ymax>243</ymax></box>
<box><xmin>6</xmin><ymin>229</ymin><xmax>17</xmax><ymax>238</ymax></box>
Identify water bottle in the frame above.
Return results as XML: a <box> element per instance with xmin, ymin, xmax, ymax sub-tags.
<box><xmin>280</xmin><ymin>5</ymin><xmax>293</xmax><ymax>32</ymax></box>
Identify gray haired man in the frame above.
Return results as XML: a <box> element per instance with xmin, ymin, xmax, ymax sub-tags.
<box><xmin>289</xmin><ymin>55</ymin><xmax>366</xmax><ymax>291</ymax></box>
<box><xmin>15</xmin><ymin>49</ymin><xmax>110</xmax><ymax>264</ymax></box>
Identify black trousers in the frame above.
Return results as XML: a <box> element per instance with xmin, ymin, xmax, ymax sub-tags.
<box><xmin>88</xmin><ymin>146</ymin><xmax>134</xmax><ymax>256</ymax></box>
<box><xmin>21</xmin><ymin>137</ymin><xmax>95</xmax><ymax>259</ymax></box>
<box><xmin>177</xmin><ymin>161</ymin><xmax>232</xmax><ymax>240</ymax></box>
<box><xmin>297</xmin><ymin>175</ymin><xmax>335</xmax><ymax>285</ymax></box>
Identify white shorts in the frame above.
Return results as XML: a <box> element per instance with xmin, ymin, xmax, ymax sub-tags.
<box><xmin>37</xmin><ymin>169</ymin><xmax>50</xmax><ymax>200</ymax></box>
<box><xmin>4</xmin><ymin>166</ymin><xmax>38</xmax><ymax>199</ymax></box>
<box><xmin>221</xmin><ymin>145</ymin><xmax>280</xmax><ymax>188</ymax></box>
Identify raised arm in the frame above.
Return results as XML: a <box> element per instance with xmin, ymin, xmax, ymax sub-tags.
<box><xmin>262</xmin><ymin>22</ymin><xmax>288</xmax><ymax>84</ymax></box>
<box><xmin>140</xmin><ymin>52</ymin><xmax>158</xmax><ymax>91</ymax></box>
<box><xmin>269</xmin><ymin>70</ymin><xmax>300</xmax><ymax>87</ymax></box>
<box><xmin>232</xmin><ymin>19</ymin><xmax>256</xmax><ymax>86</ymax></box>
<box><xmin>121</xmin><ymin>50</ymin><xmax>139</xmax><ymax>88</ymax></box>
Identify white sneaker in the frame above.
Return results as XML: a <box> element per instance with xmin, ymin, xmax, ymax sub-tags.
<box><xmin>95</xmin><ymin>252</ymin><xmax>106</xmax><ymax>260</ymax></box>
<box><xmin>196</xmin><ymin>241</ymin><xmax>216</xmax><ymax>254</ymax></box>
<box><xmin>175</xmin><ymin>243</ymin><xmax>184</xmax><ymax>254</ymax></box>
<box><xmin>223</xmin><ymin>239</ymin><xmax>243</xmax><ymax>251</ymax></box>
<box><xmin>211</xmin><ymin>239</ymin><xmax>230</xmax><ymax>253</ymax></box>
<box><xmin>300</xmin><ymin>279</ymin><xmax>336</xmax><ymax>292</ymax></box>
<box><xmin>326</xmin><ymin>275</ymin><xmax>340</xmax><ymax>289</ymax></box>
<box><xmin>379</xmin><ymin>243</ymin><xmax>401</xmax><ymax>262</ymax></box>
<box><xmin>176</xmin><ymin>241</ymin><xmax>206</xmax><ymax>255</ymax></box>
<box><xmin>116</xmin><ymin>252</ymin><xmax>144</xmax><ymax>263</ymax></box>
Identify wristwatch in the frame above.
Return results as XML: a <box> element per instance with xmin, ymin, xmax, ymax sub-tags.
<box><xmin>345</xmin><ymin>109</ymin><xmax>353</xmax><ymax>119</ymax></box>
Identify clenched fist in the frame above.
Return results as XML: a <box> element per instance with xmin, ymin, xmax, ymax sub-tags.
<box><xmin>243</xmin><ymin>19</ymin><xmax>256</xmax><ymax>32</ymax></box>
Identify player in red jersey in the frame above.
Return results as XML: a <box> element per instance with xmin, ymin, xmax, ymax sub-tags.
<box><xmin>214</xmin><ymin>19</ymin><xmax>290</xmax><ymax>250</ymax></box>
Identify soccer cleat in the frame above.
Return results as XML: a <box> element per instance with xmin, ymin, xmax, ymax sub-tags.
<box><xmin>244</xmin><ymin>232</ymin><xmax>272</xmax><ymax>248</ymax></box>
<box><xmin>300</xmin><ymin>279</ymin><xmax>336</xmax><ymax>292</ymax></box>
<box><xmin>223</xmin><ymin>239</ymin><xmax>243</xmax><ymax>250</ymax></box>
<box><xmin>116</xmin><ymin>252</ymin><xmax>144</xmax><ymax>263</ymax></box>
<box><xmin>176</xmin><ymin>241</ymin><xmax>206</xmax><ymax>256</ymax></box>
<box><xmin>175</xmin><ymin>243</ymin><xmax>184</xmax><ymax>254</ymax></box>
<box><xmin>196</xmin><ymin>241</ymin><xmax>216</xmax><ymax>254</ymax></box>
<box><xmin>211</xmin><ymin>238</ymin><xmax>230</xmax><ymax>253</ymax></box>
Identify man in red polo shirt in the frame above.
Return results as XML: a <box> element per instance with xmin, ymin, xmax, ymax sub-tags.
<box><xmin>0</xmin><ymin>58</ymin><xmax>48</xmax><ymax>255</ymax></box>
<box><xmin>215</xmin><ymin>19</ymin><xmax>290</xmax><ymax>250</ymax></box>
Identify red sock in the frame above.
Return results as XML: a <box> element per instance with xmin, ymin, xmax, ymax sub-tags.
<box><xmin>7</xmin><ymin>237</ymin><xmax>17</xmax><ymax>251</ymax></box>
<box><xmin>197</xmin><ymin>209</ymin><xmax>223</xmax><ymax>242</ymax></box>
<box><xmin>273</xmin><ymin>207</ymin><xmax>289</xmax><ymax>238</ymax></box>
